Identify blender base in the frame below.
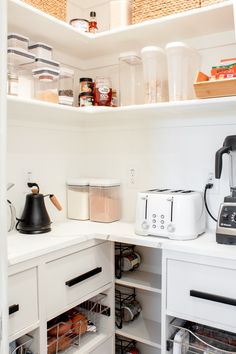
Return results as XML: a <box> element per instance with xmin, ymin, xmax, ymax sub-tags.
<box><xmin>216</xmin><ymin>233</ymin><xmax>236</xmax><ymax>245</ymax></box>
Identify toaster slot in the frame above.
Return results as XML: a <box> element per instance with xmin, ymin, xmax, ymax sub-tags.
<box><xmin>181</xmin><ymin>190</ymin><xmax>193</xmax><ymax>193</ymax></box>
<box><xmin>170</xmin><ymin>197</ymin><xmax>173</xmax><ymax>222</ymax></box>
<box><xmin>171</xmin><ymin>190</ymin><xmax>183</xmax><ymax>193</ymax></box>
<box><xmin>145</xmin><ymin>196</ymin><xmax>148</xmax><ymax>220</ymax></box>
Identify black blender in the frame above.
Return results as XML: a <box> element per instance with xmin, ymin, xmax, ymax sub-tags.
<box><xmin>215</xmin><ymin>135</ymin><xmax>236</xmax><ymax>244</ymax></box>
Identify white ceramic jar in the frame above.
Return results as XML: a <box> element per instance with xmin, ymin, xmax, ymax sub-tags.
<box><xmin>67</xmin><ymin>179</ymin><xmax>89</xmax><ymax>220</ymax></box>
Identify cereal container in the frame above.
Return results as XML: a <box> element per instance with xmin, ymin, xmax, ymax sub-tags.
<box><xmin>89</xmin><ymin>179</ymin><xmax>121</xmax><ymax>222</ymax></box>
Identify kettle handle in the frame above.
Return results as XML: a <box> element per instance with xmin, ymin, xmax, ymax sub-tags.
<box><xmin>49</xmin><ymin>194</ymin><xmax>62</xmax><ymax>211</ymax></box>
<box><xmin>215</xmin><ymin>146</ymin><xmax>230</xmax><ymax>179</ymax></box>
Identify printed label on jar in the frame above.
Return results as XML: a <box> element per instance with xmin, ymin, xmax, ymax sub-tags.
<box><xmin>121</xmin><ymin>252</ymin><xmax>141</xmax><ymax>271</ymax></box>
<box><xmin>98</xmin><ymin>86</ymin><xmax>109</xmax><ymax>94</ymax></box>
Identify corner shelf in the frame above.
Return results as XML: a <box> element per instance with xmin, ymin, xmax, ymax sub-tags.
<box><xmin>8</xmin><ymin>95</ymin><xmax>236</xmax><ymax>128</ymax></box>
<box><xmin>8</xmin><ymin>0</ymin><xmax>235</xmax><ymax>62</ymax></box>
<box><xmin>115</xmin><ymin>271</ymin><xmax>162</xmax><ymax>294</ymax></box>
<box><xmin>116</xmin><ymin>317</ymin><xmax>162</xmax><ymax>349</ymax></box>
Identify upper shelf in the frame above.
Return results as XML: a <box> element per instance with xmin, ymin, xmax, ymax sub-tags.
<box><xmin>8</xmin><ymin>0</ymin><xmax>235</xmax><ymax>61</ymax></box>
<box><xmin>8</xmin><ymin>96</ymin><xmax>236</xmax><ymax>128</ymax></box>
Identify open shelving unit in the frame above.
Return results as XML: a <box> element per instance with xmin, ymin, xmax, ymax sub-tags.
<box><xmin>115</xmin><ymin>270</ymin><xmax>162</xmax><ymax>293</ymax></box>
<box><xmin>116</xmin><ymin>316</ymin><xmax>162</xmax><ymax>348</ymax></box>
<box><xmin>8</xmin><ymin>0</ymin><xmax>235</xmax><ymax>60</ymax></box>
<box><xmin>8</xmin><ymin>95</ymin><xmax>236</xmax><ymax>128</ymax></box>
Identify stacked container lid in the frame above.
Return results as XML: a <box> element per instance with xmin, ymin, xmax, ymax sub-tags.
<box><xmin>67</xmin><ymin>178</ymin><xmax>121</xmax><ymax>222</ymax></box>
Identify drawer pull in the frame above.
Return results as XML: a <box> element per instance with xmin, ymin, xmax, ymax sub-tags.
<box><xmin>65</xmin><ymin>267</ymin><xmax>102</xmax><ymax>287</ymax></box>
<box><xmin>9</xmin><ymin>304</ymin><xmax>19</xmax><ymax>315</ymax></box>
<box><xmin>190</xmin><ymin>290</ymin><xmax>236</xmax><ymax>306</ymax></box>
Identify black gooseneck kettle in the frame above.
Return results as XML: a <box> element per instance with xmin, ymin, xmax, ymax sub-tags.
<box><xmin>16</xmin><ymin>183</ymin><xmax>62</xmax><ymax>234</ymax></box>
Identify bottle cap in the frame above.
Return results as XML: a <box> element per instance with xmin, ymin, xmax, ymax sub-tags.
<box><xmin>90</xmin><ymin>11</ymin><xmax>96</xmax><ymax>17</ymax></box>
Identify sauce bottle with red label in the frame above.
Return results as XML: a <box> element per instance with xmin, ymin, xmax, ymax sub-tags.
<box><xmin>94</xmin><ymin>76</ymin><xmax>112</xmax><ymax>106</ymax></box>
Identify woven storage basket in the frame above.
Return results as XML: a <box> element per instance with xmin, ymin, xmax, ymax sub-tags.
<box><xmin>22</xmin><ymin>0</ymin><xmax>67</xmax><ymax>21</ymax></box>
<box><xmin>132</xmin><ymin>0</ymin><xmax>225</xmax><ymax>24</ymax></box>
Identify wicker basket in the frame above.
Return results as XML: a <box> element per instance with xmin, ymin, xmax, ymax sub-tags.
<box><xmin>22</xmin><ymin>0</ymin><xmax>67</xmax><ymax>21</ymax></box>
<box><xmin>131</xmin><ymin>0</ymin><xmax>225</xmax><ymax>24</ymax></box>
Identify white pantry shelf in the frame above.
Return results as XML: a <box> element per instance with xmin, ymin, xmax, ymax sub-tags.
<box><xmin>115</xmin><ymin>271</ymin><xmax>162</xmax><ymax>293</ymax></box>
<box><xmin>116</xmin><ymin>317</ymin><xmax>161</xmax><ymax>348</ymax></box>
<box><xmin>8</xmin><ymin>96</ymin><xmax>236</xmax><ymax>128</ymax></box>
<box><xmin>8</xmin><ymin>0</ymin><xmax>235</xmax><ymax>61</ymax></box>
<box><xmin>64</xmin><ymin>332</ymin><xmax>111</xmax><ymax>354</ymax></box>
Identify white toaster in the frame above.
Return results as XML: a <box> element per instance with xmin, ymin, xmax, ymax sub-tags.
<box><xmin>135</xmin><ymin>189</ymin><xmax>206</xmax><ymax>240</ymax></box>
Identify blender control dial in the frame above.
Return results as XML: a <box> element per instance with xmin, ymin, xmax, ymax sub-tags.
<box><xmin>231</xmin><ymin>212</ymin><xmax>236</xmax><ymax>223</ymax></box>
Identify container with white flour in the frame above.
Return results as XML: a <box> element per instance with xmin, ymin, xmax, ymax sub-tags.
<box><xmin>67</xmin><ymin>179</ymin><xmax>89</xmax><ymax>220</ymax></box>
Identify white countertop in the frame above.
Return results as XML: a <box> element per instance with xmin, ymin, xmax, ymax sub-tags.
<box><xmin>7</xmin><ymin>220</ymin><xmax>236</xmax><ymax>266</ymax></box>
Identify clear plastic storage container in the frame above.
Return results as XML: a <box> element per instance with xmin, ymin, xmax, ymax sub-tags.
<box><xmin>141</xmin><ymin>46</ymin><xmax>168</xmax><ymax>103</ymax></box>
<box><xmin>7</xmin><ymin>48</ymin><xmax>36</xmax><ymax>96</ymax></box>
<box><xmin>165</xmin><ymin>41</ymin><xmax>200</xmax><ymax>101</ymax></box>
<box><xmin>59</xmin><ymin>67</ymin><xmax>74</xmax><ymax>106</ymax></box>
<box><xmin>8</xmin><ymin>33</ymin><xmax>29</xmax><ymax>50</ymax></box>
<box><xmin>119</xmin><ymin>51</ymin><xmax>143</xmax><ymax>106</ymax></box>
<box><xmin>89</xmin><ymin>179</ymin><xmax>121</xmax><ymax>222</ymax></box>
<box><xmin>29</xmin><ymin>42</ymin><xmax>53</xmax><ymax>60</ymax></box>
<box><xmin>32</xmin><ymin>67</ymin><xmax>59</xmax><ymax>103</ymax></box>
<box><xmin>67</xmin><ymin>179</ymin><xmax>89</xmax><ymax>220</ymax></box>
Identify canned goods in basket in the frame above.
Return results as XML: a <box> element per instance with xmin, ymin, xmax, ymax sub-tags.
<box><xmin>121</xmin><ymin>300</ymin><xmax>142</xmax><ymax>322</ymax></box>
<box><xmin>121</xmin><ymin>252</ymin><xmax>141</xmax><ymax>271</ymax></box>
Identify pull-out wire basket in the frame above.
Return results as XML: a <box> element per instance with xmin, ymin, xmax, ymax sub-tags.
<box><xmin>167</xmin><ymin>319</ymin><xmax>236</xmax><ymax>354</ymax></box>
<box><xmin>10</xmin><ymin>334</ymin><xmax>33</xmax><ymax>354</ymax></box>
<box><xmin>116</xmin><ymin>335</ymin><xmax>138</xmax><ymax>354</ymax></box>
<box><xmin>47</xmin><ymin>293</ymin><xmax>110</xmax><ymax>353</ymax></box>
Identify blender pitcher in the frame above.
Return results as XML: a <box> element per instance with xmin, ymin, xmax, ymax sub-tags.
<box><xmin>215</xmin><ymin>135</ymin><xmax>236</xmax><ymax>244</ymax></box>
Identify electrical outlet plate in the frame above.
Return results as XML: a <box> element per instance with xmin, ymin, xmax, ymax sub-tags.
<box><xmin>207</xmin><ymin>172</ymin><xmax>220</xmax><ymax>194</ymax></box>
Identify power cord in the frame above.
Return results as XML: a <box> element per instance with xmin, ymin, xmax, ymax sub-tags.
<box><xmin>204</xmin><ymin>183</ymin><xmax>217</xmax><ymax>222</ymax></box>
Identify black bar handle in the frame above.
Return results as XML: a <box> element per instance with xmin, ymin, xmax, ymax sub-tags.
<box><xmin>65</xmin><ymin>267</ymin><xmax>102</xmax><ymax>287</ymax></box>
<box><xmin>190</xmin><ymin>290</ymin><xmax>236</xmax><ymax>307</ymax></box>
<box><xmin>9</xmin><ymin>304</ymin><xmax>19</xmax><ymax>315</ymax></box>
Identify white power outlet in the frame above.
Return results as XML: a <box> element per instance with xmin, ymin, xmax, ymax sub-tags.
<box><xmin>126</xmin><ymin>167</ymin><xmax>136</xmax><ymax>188</ymax></box>
<box><xmin>207</xmin><ymin>172</ymin><xmax>220</xmax><ymax>194</ymax></box>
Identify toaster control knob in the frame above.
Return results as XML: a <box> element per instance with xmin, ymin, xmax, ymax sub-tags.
<box><xmin>167</xmin><ymin>224</ymin><xmax>175</xmax><ymax>233</ymax></box>
<box><xmin>142</xmin><ymin>221</ymin><xmax>149</xmax><ymax>230</ymax></box>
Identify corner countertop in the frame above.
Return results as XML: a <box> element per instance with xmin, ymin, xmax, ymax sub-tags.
<box><xmin>7</xmin><ymin>220</ymin><xmax>236</xmax><ymax>266</ymax></box>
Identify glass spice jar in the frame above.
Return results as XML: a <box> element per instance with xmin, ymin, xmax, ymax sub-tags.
<box><xmin>79</xmin><ymin>77</ymin><xmax>93</xmax><ymax>93</ymax></box>
<box><xmin>79</xmin><ymin>92</ymin><xmax>93</xmax><ymax>107</ymax></box>
<box><xmin>94</xmin><ymin>76</ymin><xmax>112</xmax><ymax>106</ymax></box>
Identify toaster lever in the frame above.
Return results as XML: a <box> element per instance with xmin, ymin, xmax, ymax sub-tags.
<box><xmin>167</xmin><ymin>197</ymin><xmax>174</xmax><ymax>222</ymax></box>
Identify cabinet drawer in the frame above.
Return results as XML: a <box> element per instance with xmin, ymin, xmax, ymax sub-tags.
<box><xmin>9</xmin><ymin>268</ymin><xmax>38</xmax><ymax>336</ymax></box>
<box><xmin>167</xmin><ymin>259</ymin><xmax>236</xmax><ymax>329</ymax></box>
<box><xmin>45</xmin><ymin>242</ymin><xmax>112</xmax><ymax>318</ymax></box>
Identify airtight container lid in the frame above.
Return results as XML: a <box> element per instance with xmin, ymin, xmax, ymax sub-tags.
<box><xmin>141</xmin><ymin>46</ymin><xmax>165</xmax><ymax>54</ymax></box>
<box><xmin>8</xmin><ymin>33</ymin><xmax>29</xmax><ymax>43</ymax></box>
<box><xmin>165</xmin><ymin>42</ymin><xmax>190</xmax><ymax>50</ymax></box>
<box><xmin>29</xmin><ymin>42</ymin><xmax>53</xmax><ymax>51</ymax></box>
<box><xmin>32</xmin><ymin>67</ymin><xmax>60</xmax><ymax>80</ymax></box>
<box><xmin>35</xmin><ymin>57</ymin><xmax>60</xmax><ymax>68</ymax></box>
<box><xmin>89</xmin><ymin>178</ymin><xmax>120</xmax><ymax>187</ymax></box>
<box><xmin>7</xmin><ymin>48</ymin><xmax>36</xmax><ymax>65</ymax></box>
<box><xmin>119</xmin><ymin>51</ymin><xmax>141</xmax><ymax>65</ymax></box>
<box><xmin>67</xmin><ymin>179</ymin><xmax>89</xmax><ymax>186</ymax></box>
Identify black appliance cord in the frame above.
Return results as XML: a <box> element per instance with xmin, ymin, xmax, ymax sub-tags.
<box><xmin>204</xmin><ymin>183</ymin><xmax>217</xmax><ymax>222</ymax></box>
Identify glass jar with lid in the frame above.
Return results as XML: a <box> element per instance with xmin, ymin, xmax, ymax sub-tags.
<box><xmin>59</xmin><ymin>67</ymin><xmax>74</xmax><ymax>106</ymax></box>
<box><xmin>67</xmin><ymin>179</ymin><xmax>89</xmax><ymax>220</ymax></box>
<box><xmin>94</xmin><ymin>77</ymin><xmax>112</xmax><ymax>106</ymax></box>
<box><xmin>32</xmin><ymin>67</ymin><xmax>59</xmax><ymax>103</ymax></box>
